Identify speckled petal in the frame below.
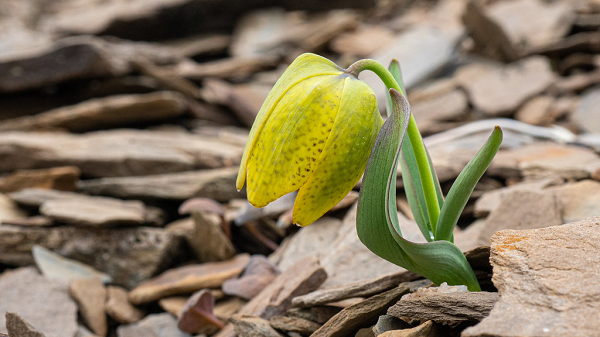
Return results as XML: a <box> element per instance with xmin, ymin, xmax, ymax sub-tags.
<box><xmin>245</xmin><ymin>74</ymin><xmax>347</xmax><ymax>208</ymax></box>
<box><xmin>237</xmin><ymin>53</ymin><xmax>343</xmax><ymax>190</ymax></box>
<box><xmin>293</xmin><ymin>77</ymin><xmax>383</xmax><ymax>227</ymax></box>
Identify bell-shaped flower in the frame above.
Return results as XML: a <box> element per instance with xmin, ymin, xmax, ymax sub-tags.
<box><xmin>237</xmin><ymin>53</ymin><xmax>384</xmax><ymax>227</ymax></box>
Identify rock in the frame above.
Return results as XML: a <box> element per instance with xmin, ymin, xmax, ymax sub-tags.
<box><xmin>490</xmin><ymin>142</ymin><xmax>600</xmax><ymax>180</ymax></box>
<box><xmin>463</xmin><ymin>218</ymin><xmax>600</xmax><ymax>337</ymax></box>
<box><xmin>551</xmin><ymin>180</ymin><xmax>600</xmax><ymax>223</ymax></box>
<box><xmin>387</xmin><ymin>283</ymin><xmax>499</xmax><ymax>323</ymax></box>
<box><xmin>330</xmin><ymin>25</ymin><xmax>395</xmax><ymax>56</ymax></box>
<box><xmin>0</xmin><ymin>226</ymin><xmax>182</xmax><ymax>288</ymax></box>
<box><xmin>473</xmin><ymin>177</ymin><xmax>562</xmax><ymax>218</ymax></box>
<box><xmin>177</xmin><ymin>289</ymin><xmax>223</xmax><ymax>335</ymax></box>
<box><xmin>0</xmin><ymin>267</ymin><xmax>78</xmax><ymax>337</ymax></box>
<box><xmin>373</xmin><ymin>315</ymin><xmax>411</xmax><ymax>335</ymax></box>
<box><xmin>128</xmin><ymin>254</ymin><xmax>250</xmax><ymax>304</ymax></box>
<box><xmin>477</xmin><ymin>190</ymin><xmax>562</xmax><ymax>246</ymax></box>
<box><xmin>0</xmin><ymin>193</ymin><xmax>28</xmax><ymax>223</ymax></box>
<box><xmin>453</xmin><ymin>220</ymin><xmax>487</xmax><ymax>252</ymax></box>
<box><xmin>9</xmin><ymin>188</ymin><xmax>163</xmax><ymax>227</ymax></box>
<box><xmin>200</xmin><ymin>79</ymin><xmax>271</xmax><ymax>127</ymax></box>
<box><xmin>189</xmin><ymin>211</ymin><xmax>236</xmax><ymax>263</ymax></box>
<box><xmin>32</xmin><ymin>245</ymin><xmax>113</xmax><ymax>284</ymax></box>
<box><xmin>172</xmin><ymin>56</ymin><xmax>279</xmax><ymax>81</ymax></box>
<box><xmin>74</xmin><ymin>325</ymin><xmax>96</xmax><ymax>337</ymax></box>
<box><xmin>158</xmin><ymin>297</ymin><xmax>188</xmax><ymax>316</ymax></box>
<box><xmin>2</xmin><ymin>216</ymin><xmax>54</xmax><ymax>227</ymax></box>
<box><xmin>311</xmin><ymin>285</ymin><xmax>411</xmax><ymax>337</ymax></box>
<box><xmin>455</xmin><ymin>57</ymin><xmax>555</xmax><ymax>116</ymax></box>
<box><xmin>464</xmin><ymin>0</ymin><xmax>573</xmax><ymax>60</ymax></box>
<box><xmin>70</xmin><ymin>278</ymin><xmax>107</xmax><ymax>337</ymax></box>
<box><xmin>230</xmin><ymin>315</ymin><xmax>283</xmax><ymax>337</ymax></box>
<box><xmin>222</xmin><ymin>255</ymin><xmax>280</xmax><ymax>300</ymax></box>
<box><xmin>117</xmin><ymin>313</ymin><xmax>191</xmax><ymax>337</ymax></box>
<box><xmin>269</xmin><ymin>315</ymin><xmax>322</xmax><ymax>335</ymax></box>
<box><xmin>292</xmin><ymin>271</ymin><xmax>418</xmax><ymax>308</ymax></box>
<box><xmin>0</xmin><ymin>129</ymin><xmax>243</xmax><ymax>178</ymax></box>
<box><xmin>571</xmin><ymin>87</ymin><xmax>600</xmax><ymax>133</ymax></box>
<box><xmin>411</xmin><ymin>89</ymin><xmax>468</xmax><ymax>133</ymax></box>
<box><xmin>106</xmin><ymin>286</ymin><xmax>145</xmax><ymax>324</ymax></box>
<box><xmin>0</xmin><ymin>92</ymin><xmax>187</xmax><ymax>132</ymax></box>
<box><xmin>514</xmin><ymin>96</ymin><xmax>556</xmax><ymax>126</ymax></box>
<box><xmin>273</xmin><ymin>217</ymin><xmax>343</xmax><ymax>271</ymax></box>
<box><xmin>214</xmin><ymin>297</ymin><xmax>248</xmax><ymax>322</ymax></box>
<box><xmin>287</xmin><ymin>306</ymin><xmax>342</xmax><ymax>325</ymax></box>
<box><xmin>5</xmin><ymin>312</ymin><xmax>46</xmax><ymax>337</ymax></box>
<box><xmin>0</xmin><ymin>166</ymin><xmax>80</xmax><ymax>193</ymax></box>
<box><xmin>78</xmin><ymin>167</ymin><xmax>241</xmax><ymax>202</ymax></box>
<box><xmin>378</xmin><ymin>320</ymin><xmax>443</xmax><ymax>337</ymax></box>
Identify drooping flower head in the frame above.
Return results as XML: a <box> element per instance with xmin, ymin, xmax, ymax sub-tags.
<box><xmin>237</xmin><ymin>53</ymin><xmax>383</xmax><ymax>226</ymax></box>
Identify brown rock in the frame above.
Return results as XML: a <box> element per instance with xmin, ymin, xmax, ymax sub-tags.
<box><xmin>311</xmin><ymin>285</ymin><xmax>410</xmax><ymax>337</ymax></box>
<box><xmin>116</xmin><ymin>313</ymin><xmax>190</xmax><ymax>337</ymax></box>
<box><xmin>387</xmin><ymin>286</ymin><xmax>499</xmax><ymax>323</ymax></box>
<box><xmin>2</xmin><ymin>216</ymin><xmax>54</xmax><ymax>227</ymax></box>
<box><xmin>222</xmin><ymin>255</ymin><xmax>280</xmax><ymax>300</ymax></box>
<box><xmin>455</xmin><ymin>57</ymin><xmax>555</xmax><ymax>116</ymax></box>
<box><xmin>70</xmin><ymin>278</ymin><xmax>107</xmax><ymax>337</ymax></box>
<box><xmin>0</xmin><ymin>267</ymin><xmax>78</xmax><ymax>337</ymax></box>
<box><xmin>0</xmin><ymin>92</ymin><xmax>187</xmax><ymax>132</ymax></box>
<box><xmin>330</xmin><ymin>25</ymin><xmax>395</xmax><ymax>56</ymax></box>
<box><xmin>230</xmin><ymin>315</ymin><xmax>283</xmax><ymax>337</ymax></box>
<box><xmin>106</xmin><ymin>286</ymin><xmax>144</xmax><ymax>324</ymax></box>
<box><xmin>373</xmin><ymin>315</ymin><xmax>411</xmax><ymax>335</ymax></box>
<box><xmin>128</xmin><ymin>254</ymin><xmax>250</xmax><ymax>304</ymax></box>
<box><xmin>0</xmin><ymin>166</ymin><xmax>80</xmax><ymax>193</ymax></box>
<box><xmin>0</xmin><ymin>226</ymin><xmax>182</xmax><ymax>288</ymax></box>
<box><xmin>79</xmin><ymin>167</ymin><xmax>241</xmax><ymax>202</ymax></box>
<box><xmin>514</xmin><ymin>96</ymin><xmax>556</xmax><ymax>126</ymax></box>
<box><xmin>269</xmin><ymin>315</ymin><xmax>322</xmax><ymax>335</ymax></box>
<box><xmin>378</xmin><ymin>320</ymin><xmax>442</xmax><ymax>337</ymax></box>
<box><xmin>463</xmin><ymin>218</ymin><xmax>600</xmax><ymax>336</ymax></box>
<box><xmin>411</xmin><ymin>89</ymin><xmax>468</xmax><ymax>132</ymax></box>
<box><xmin>477</xmin><ymin>190</ymin><xmax>562</xmax><ymax>246</ymax></box>
<box><xmin>551</xmin><ymin>180</ymin><xmax>600</xmax><ymax>223</ymax></box>
<box><xmin>214</xmin><ymin>297</ymin><xmax>247</xmax><ymax>322</ymax></box>
<box><xmin>189</xmin><ymin>211</ymin><xmax>236</xmax><ymax>263</ymax></box>
<box><xmin>0</xmin><ymin>193</ymin><xmax>28</xmax><ymax>224</ymax></box>
<box><xmin>292</xmin><ymin>271</ymin><xmax>418</xmax><ymax>308</ymax></box>
<box><xmin>177</xmin><ymin>289</ymin><xmax>223</xmax><ymax>335</ymax></box>
<box><xmin>158</xmin><ymin>297</ymin><xmax>188</xmax><ymax>317</ymax></box>
<box><xmin>0</xmin><ymin>129</ymin><xmax>243</xmax><ymax>178</ymax></box>
<box><xmin>172</xmin><ymin>56</ymin><xmax>279</xmax><ymax>81</ymax></box>
<box><xmin>5</xmin><ymin>312</ymin><xmax>46</xmax><ymax>337</ymax></box>
<box><xmin>287</xmin><ymin>306</ymin><xmax>342</xmax><ymax>325</ymax></box>
<box><xmin>572</xmin><ymin>87</ymin><xmax>600</xmax><ymax>134</ymax></box>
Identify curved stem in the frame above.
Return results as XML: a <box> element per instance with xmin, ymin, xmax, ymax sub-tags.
<box><xmin>346</xmin><ymin>59</ymin><xmax>441</xmax><ymax>229</ymax></box>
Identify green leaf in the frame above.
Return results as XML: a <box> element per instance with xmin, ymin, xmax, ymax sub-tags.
<box><xmin>357</xmin><ymin>89</ymin><xmax>481</xmax><ymax>291</ymax></box>
<box><xmin>435</xmin><ymin>127</ymin><xmax>503</xmax><ymax>242</ymax></box>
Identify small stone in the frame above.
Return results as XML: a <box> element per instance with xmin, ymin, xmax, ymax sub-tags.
<box><xmin>0</xmin><ymin>193</ymin><xmax>28</xmax><ymax>224</ymax></box>
<box><xmin>5</xmin><ymin>312</ymin><xmax>46</xmax><ymax>337</ymax></box>
<box><xmin>571</xmin><ymin>87</ymin><xmax>600</xmax><ymax>134</ymax></box>
<box><xmin>311</xmin><ymin>285</ymin><xmax>410</xmax><ymax>337</ymax></box>
<box><xmin>158</xmin><ymin>297</ymin><xmax>188</xmax><ymax>317</ymax></box>
<box><xmin>373</xmin><ymin>315</ymin><xmax>411</xmax><ymax>335</ymax></box>
<box><xmin>70</xmin><ymin>278</ymin><xmax>107</xmax><ymax>337</ymax></box>
<box><xmin>463</xmin><ymin>218</ymin><xmax>600</xmax><ymax>336</ymax></box>
<box><xmin>477</xmin><ymin>190</ymin><xmax>562</xmax><ymax>246</ymax></box>
<box><xmin>117</xmin><ymin>313</ymin><xmax>191</xmax><ymax>337</ymax></box>
<box><xmin>378</xmin><ymin>320</ymin><xmax>442</xmax><ymax>337</ymax></box>
<box><xmin>128</xmin><ymin>254</ymin><xmax>250</xmax><ymax>304</ymax></box>
<box><xmin>222</xmin><ymin>255</ymin><xmax>280</xmax><ymax>300</ymax></box>
<box><xmin>411</xmin><ymin>89</ymin><xmax>468</xmax><ymax>132</ymax></box>
<box><xmin>287</xmin><ymin>306</ymin><xmax>342</xmax><ymax>325</ymax></box>
<box><xmin>269</xmin><ymin>316</ymin><xmax>322</xmax><ymax>336</ymax></box>
<box><xmin>551</xmin><ymin>180</ymin><xmax>600</xmax><ymax>223</ymax></box>
<box><xmin>455</xmin><ymin>57</ymin><xmax>555</xmax><ymax>116</ymax></box>
<box><xmin>79</xmin><ymin>167</ymin><xmax>241</xmax><ymax>202</ymax></box>
<box><xmin>514</xmin><ymin>96</ymin><xmax>555</xmax><ymax>126</ymax></box>
<box><xmin>177</xmin><ymin>289</ymin><xmax>223</xmax><ymax>335</ymax></box>
<box><xmin>189</xmin><ymin>211</ymin><xmax>236</xmax><ymax>263</ymax></box>
<box><xmin>214</xmin><ymin>297</ymin><xmax>247</xmax><ymax>323</ymax></box>
<box><xmin>230</xmin><ymin>315</ymin><xmax>283</xmax><ymax>337</ymax></box>
<box><xmin>0</xmin><ymin>267</ymin><xmax>78</xmax><ymax>337</ymax></box>
<box><xmin>0</xmin><ymin>166</ymin><xmax>80</xmax><ymax>193</ymax></box>
<box><xmin>388</xmin><ymin>284</ymin><xmax>499</xmax><ymax>323</ymax></box>
<box><xmin>33</xmin><ymin>245</ymin><xmax>112</xmax><ymax>283</ymax></box>
<box><xmin>330</xmin><ymin>25</ymin><xmax>395</xmax><ymax>56</ymax></box>
<box><xmin>106</xmin><ymin>286</ymin><xmax>145</xmax><ymax>324</ymax></box>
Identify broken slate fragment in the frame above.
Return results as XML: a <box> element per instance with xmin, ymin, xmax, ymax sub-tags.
<box><xmin>106</xmin><ymin>286</ymin><xmax>145</xmax><ymax>324</ymax></box>
<box><xmin>33</xmin><ymin>245</ymin><xmax>112</xmax><ymax>284</ymax></box>
<box><xmin>269</xmin><ymin>315</ymin><xmax>321</xmax><ymax>336</ymax></box>
<box><xmin>222</xmin><ymin>255</ymin><xmax>280</xmax><ymax>300</ymax></box>
<box><xmin>230</xmin><ymin>315</ymin><xmax>283</xmax><ymax>337</ymax></box>
<box><xmin>5</xmin><ymin>312</ymin><xmax>46</xmax><ymax>337</ymax></box>
<box><xmin>117</xmin><ymin>313</ymin><xmax>191</xmax><ymax>337</ymax></box>
<box><xmin>70</xmin><ymin>278</ymin><xmax>107</xmax><ymax>337</ymax></box>
<box><xmin>0</xmin><ymin>166</ymin><xmax>80</xmax><ymax>193</ymax></box>
<box><xmin>177</xmin><ymin>289</ymin><xmax>224</xmax><ymax>335</ymax></box>
<box><xmin>463</xmin><ymin>217</ymin><xmax>600</xmax><ymax>337</ymax></box>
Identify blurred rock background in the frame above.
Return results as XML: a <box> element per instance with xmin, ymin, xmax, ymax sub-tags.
<box><xmin>0</xmin><ymin>0</ymin><xmax>599</xmax><ymax>336</ymax></box>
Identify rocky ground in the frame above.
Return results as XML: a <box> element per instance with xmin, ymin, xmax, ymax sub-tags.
<box><xmin>0</xmin><ymin>0</ymin><xmax>600</xmax><ymax>336</ymax></box>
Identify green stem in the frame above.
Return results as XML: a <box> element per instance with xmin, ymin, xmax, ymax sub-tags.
<box><xmin>346</xmin><ymin>59</ymin><xmax>441</xmax><ymax>228</ymax></box>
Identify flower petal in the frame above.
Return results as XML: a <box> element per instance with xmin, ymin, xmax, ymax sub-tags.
<box><xmin>237</xmin><ymin>53</ymin><xmax>343</xmax><ymax>190</ymax></box>
<box><xmin>246</xmin><ymin>74</ymin><xmax>346</xmax><ymax>208</ymax></box>
<box><xmin>293</xmin><ymin>77</ymin><xmax>383</xmax><ymax>226</ymax></box>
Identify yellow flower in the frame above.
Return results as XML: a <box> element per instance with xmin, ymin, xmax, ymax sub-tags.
<box><xmin>236</xmin><ymin>53</ymin><xmax>384</xmax><ymax>226</ymax></box>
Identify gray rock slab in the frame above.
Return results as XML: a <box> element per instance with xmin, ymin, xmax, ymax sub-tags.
<box><xmin>551</xmin><ymin>180</ymin><xmax>600</xmax><ymax>223</ymax></box>
<box><xmin>463</xmin><ymin>218</ymin><xmax>600</xmax><ymax>336</ymax></box>
<box><xmin>0</xmin><ymin>267</ymin><xmax>78</xmax><ymax>337</ymax></box>
<box><xmin>0</xmin><ymin>129</ymin><xmax>243</xmax><ymax>178</ymax></box>
<box><xmin>78</xmin><ymin>167</ymin><xmax>241</xmax><ymax>202</ymax></box>
<box><xmin>0</xmin><ymin>226</ymin><xmax>182</xmax><ymax>288</ymax></box>
<box><xmin>571</xmin><ymin>87</ymin><xmax>600</xmax><ymax>134</ymax></box>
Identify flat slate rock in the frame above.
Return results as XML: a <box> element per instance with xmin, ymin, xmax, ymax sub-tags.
<box><xmin>5</xmin><ymin>312</ymin><xmax>46</xmax><ymax>337</ymax></box>
<box><xmin>572</xmin><ymin>87</ymin><xmax>600</xmax><ymax>134</ymax></box>
<box><xmin>230</xmin><ymin>315</ymin><xmax>283</xmax><ymax>337</ymax></box>
<box><xmin>0</xmin><ymin>267</ymin><xmax>78</xmax><ymax>337</ymax></box>
<box><xmin>551</xmin><ymin>180</ymin><xmax>600</xmax><ymax>223</ymax></box>
<box><xmin>387</xmin><ymin>286</ymin><xmax>499</xmax><ymax>323</ymax></box>
<box><xmin>0</xmin><ymin>225</ymin><xmax>182</xmax><ymax>288</ymax></box>
<box><xmin>117</xmin><ymin>313</ymin><xmax>191</xmax><ymax>337</ymax></box>
<box><xmin>106</xmin><ymin>286</ymin><xmax>145</xmax><ymax>324</ymax></box>
<box><xmin>463</xmin><ymin>217</ymin><xmax>600</xmax><ymax>336</ymax></box>
<box><xmin>78</xmin><ymin>167</ymin><xmax>241</xmax><ymax>202</ymax></box>
<box><xmin>33</xmin><ymin>245</ymin><xmax>113</xmax><ymax>284</ymax></box>
<box><xmin>70</xmin><ymin>278</ymin><xmax>107</xmax><ymax>337</ymax></box>
<box><xmin>0</xmin><ymin>129</ymin><xmax>243</xmax><ymax>178</ymax></box>
<box><xmin>0</xmin><ymin>193</ymin><xmax>28</xmax><ymax>224</ymax></box>
<box><xmin>128</xmin><ymin>254</ymin><xmax>250</xmax><ymax>304</ymax></box>
<box><xmin>0</xmin><ymin>166</ymin><xmax>80</xmax><ymax>193</ymax></box>
<box><xmin>269</xmin><ymin>315</ymin><xmax>321</xmax><ymax>335</ymax></box>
